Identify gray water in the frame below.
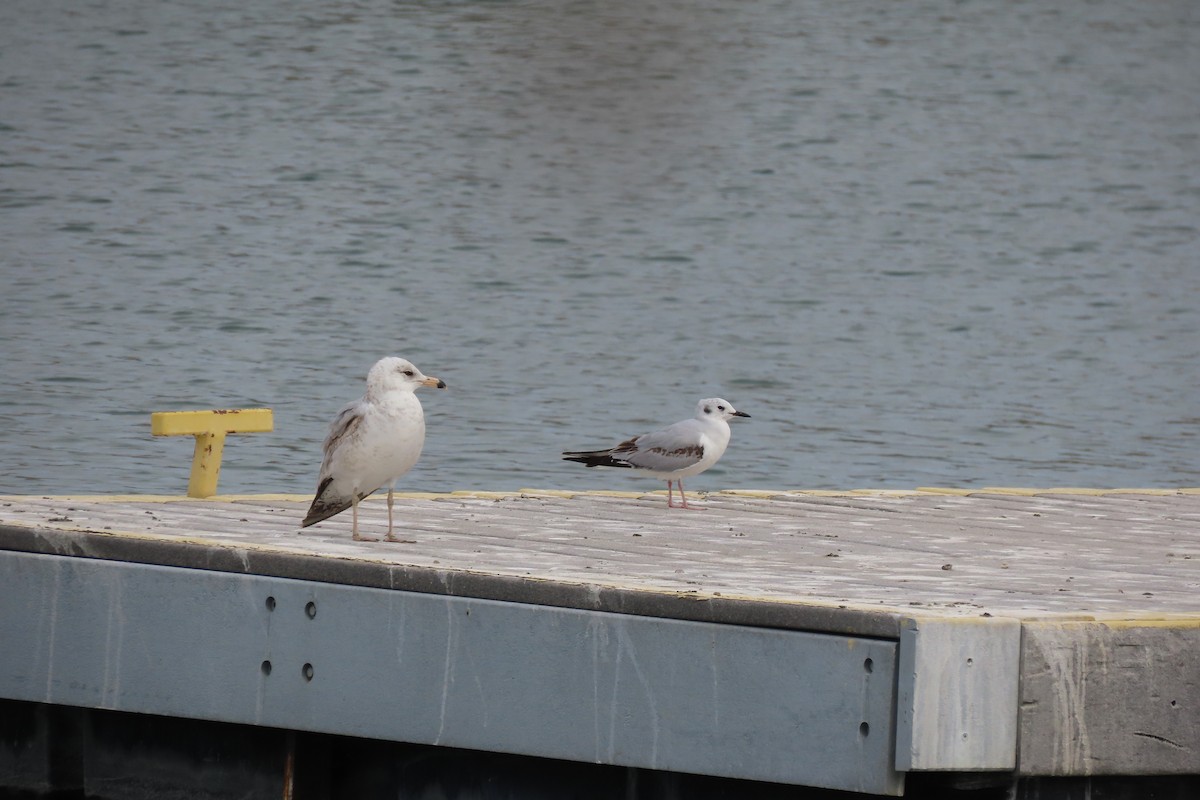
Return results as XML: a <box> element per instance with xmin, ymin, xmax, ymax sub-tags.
<box><xmin>2</xmin><ymin>0</ymin><xmax>1198</xmax><ymax>497</ymax></box>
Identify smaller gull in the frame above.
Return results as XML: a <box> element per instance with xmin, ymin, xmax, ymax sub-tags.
<box><xmin>562</xmin><ymin>397</ymin><xmax>750</xmax><ymax>508</ymax></box>
<box><xmin>301</xmin><ymin>356</ymin><xmax>446</xmax><ymax>541</ymax></box>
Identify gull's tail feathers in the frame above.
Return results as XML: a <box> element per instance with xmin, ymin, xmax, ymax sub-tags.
<box><xmin>562</xmin><ymin>448</ymin><xmax>635</xmax><ymax>469</ymax></box>
<box><xmin>302</xmin><ymin>477</ymin><xmax>363</xmax><ymax>527</ymax></box>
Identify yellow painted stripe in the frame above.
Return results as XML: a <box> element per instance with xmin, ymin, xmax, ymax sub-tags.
<box><xmin>885</xmin><ymin>612</ymin><xmax>1200</xmax><ymax>628</ymax></box>
<box><xmin>981</xmin><ymin>487</ymin><xmax>1111</xmax><ymax>496</ymax></box>
<box><xmin>0</xmin><ymin>494</ymin><xmax>310</xmax><ymax>504</ymax></box>
<box><xmin>1024</xmin><ymin>616</ymin><xmax>1200</xmax><ymax>629</ymax></box>
<box><xmin>4</xmin><ymin>488</ymin><xmax>1198</xmax><ymax>505</ymax></box>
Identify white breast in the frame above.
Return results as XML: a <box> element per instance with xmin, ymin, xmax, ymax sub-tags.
<box><xmin>330</xmin><ymin>393</ymin><xmax>426</xmax><ymax>495</ymax></box>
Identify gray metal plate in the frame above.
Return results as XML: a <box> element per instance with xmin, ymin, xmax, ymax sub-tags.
<box><xmin>0</xmin><ymin>552</ymin><xmax>903</xmax><ymax>795</ymax></box>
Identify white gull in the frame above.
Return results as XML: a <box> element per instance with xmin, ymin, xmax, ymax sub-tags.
<box><xmin>302</xmin><ymin>356</ymin><xmax>446</xmax><ymax>541</ymax></box>
<box><xmin>562</xmin><ymin>397</ymin><xmax>750</xmax><ymax>508</ymax></box>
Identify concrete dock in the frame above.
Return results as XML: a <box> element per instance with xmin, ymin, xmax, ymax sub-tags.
<box><xmin>1</xmin><ymin>489</ymin><xmax>1197</xmax><ymax>798</ymax></box>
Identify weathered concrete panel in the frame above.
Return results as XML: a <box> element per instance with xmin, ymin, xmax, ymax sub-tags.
<box><xmin>1018</xmin><ymin>621</ymin><xmax>1200</xmax><ymax>775</ymax></box>
<box><xmin>896</xmin><ymin>616</ymin><xmax>1021</xmax><ymax>770</ymax></box>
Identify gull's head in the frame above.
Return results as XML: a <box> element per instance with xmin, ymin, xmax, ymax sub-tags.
<box><xmin>367</xmin><ymin>356</ymin><xmax>447</xmax><ymax>394</ymax></box>
<box><xmin>696</xmin><ymin>397</ymin><xmax>749</xmax><ymax>422</ymax></box>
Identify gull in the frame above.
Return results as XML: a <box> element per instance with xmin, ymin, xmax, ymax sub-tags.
<box><xmin>301</xmin><ymin>356</ymin><xmax>446</xmax><ymax>541</ymax></box>
<box><xmin>562</xmin><ymin>398</ymin><xmax>750</xmax><ymax>508</ymax></box>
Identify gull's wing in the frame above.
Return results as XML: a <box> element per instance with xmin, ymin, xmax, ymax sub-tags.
<box><xmin>317</xmin><ymin>399</ymin><xmax>366</xmax><ymax>479</ymax></box>
<box><xmin>302</xmin><ymin>399</ymin><xmax>368</xmax><ymax>528</ymax></box>
<box><xmin>618</xmin><ymin>419</ymin><xmax>706</xmax><ymax>473</ymax></box>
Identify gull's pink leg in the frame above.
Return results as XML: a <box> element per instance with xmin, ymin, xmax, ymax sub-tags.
<box><xmin>351</xmin><ymin>491</ymin><xmax>378</xmax><ymax>542</ymax></box>
<box><xmin>678</xmin><ymin>479</ymin><xmax>690</xmax><ymax>509</ymax></box>
<box><xmin>385</xmin><ymin>484</ymin><xmax>402</xmax><ymax>542</ymax></box>
<box><xmin>665</xmin><ymin>480</ymin><xmax>678</xmax><ymax>508</ymax></box>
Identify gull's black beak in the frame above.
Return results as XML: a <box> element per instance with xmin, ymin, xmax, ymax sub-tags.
<box><xmin>733</xmin><ymin>410</ymin><xmax>750</xmax><ymax>418</ymax></box>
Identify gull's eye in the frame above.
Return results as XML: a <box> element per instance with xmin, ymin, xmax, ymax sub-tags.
<box><xmin>717</xmin><ymin>405</ymin><xmax>726</xmax><ymax>411</ymax></box>
<box><xmin>403</xmin><ymin>369</ymin><xmax>415</xmax><ymax>377</ymax></box>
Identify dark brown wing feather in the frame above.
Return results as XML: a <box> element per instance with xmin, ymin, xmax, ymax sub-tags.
<box><xmin>301</xmin><ymin>477</ymin><xmax>371</xmax><ymax>527</ymax></box>
<box><xmin>302</xmin><ymin>401</ymin><xmax>370</xmax><ymax>528</ymax></box>
<box><xmin>562</xmin><ymin>437</ymin><xmax>639</xmax><ymax>469</ymax></box>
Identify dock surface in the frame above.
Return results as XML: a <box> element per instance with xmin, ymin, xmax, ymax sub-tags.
<box><xmin>3</xmin><ymin>489</ymin><xmax>1197</xmax><ymax>629</ymax></box>
<box><xmin>2</xmin><ymin>489</ymin><xmax>1198</xmax><ymax>795</ymax></box>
